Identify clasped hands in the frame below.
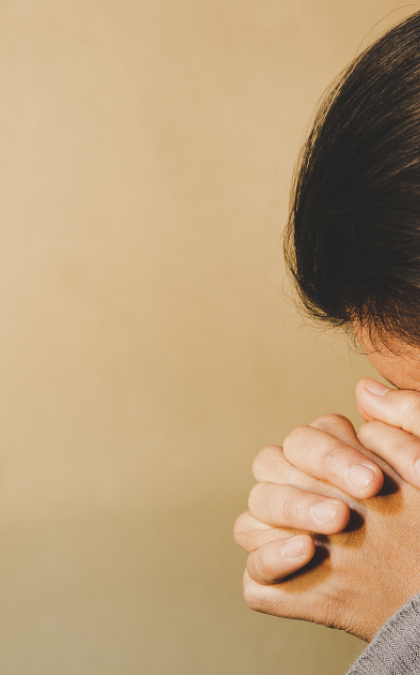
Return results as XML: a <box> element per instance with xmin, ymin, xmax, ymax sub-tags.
<box><xmin>234</xmin><ymin>378</ymin><xmax>420</xmax><ymax>642</ymax></box>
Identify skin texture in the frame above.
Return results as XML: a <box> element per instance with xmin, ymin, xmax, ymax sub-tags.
<box><xmin>234</xmin><ymin>336</ymin><xmax>420</xmax><ymax>642</ymax></box>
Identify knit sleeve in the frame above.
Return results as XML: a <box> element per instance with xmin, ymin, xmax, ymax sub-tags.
<box><xmin>346</xmin><ymin>593</ymin><xmax>420</xmax><ymax>675</ymax></box>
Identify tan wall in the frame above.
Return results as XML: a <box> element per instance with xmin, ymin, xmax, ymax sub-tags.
<box><xmin>0</xmin><ymin>2</ymin><xmax>414</xmax><ymax>673</ymax></box>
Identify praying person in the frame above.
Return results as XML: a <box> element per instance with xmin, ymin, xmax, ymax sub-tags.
<box><xmin>234</xmin><ymin>10</ymin><xmax>420</xmax><ymax>674</ymax></box>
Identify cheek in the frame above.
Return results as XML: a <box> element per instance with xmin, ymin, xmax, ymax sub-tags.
<box><xmin>354</xmin><ymin>325</ymin><xmax>420</xmax><ymax>390</ymax></box>
<box><xmin>365</xmin><ymin>352</ymin><xmax>420</xmax><ymax>392</ymax></box>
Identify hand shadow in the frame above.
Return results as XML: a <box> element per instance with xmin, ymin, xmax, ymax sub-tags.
<box><xmin>277</xmin><ymin>470</ymin><xmax>401</xmax><ymax>592</ymax></box>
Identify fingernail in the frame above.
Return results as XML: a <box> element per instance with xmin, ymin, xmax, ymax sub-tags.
<box><xmin>364</xmin><ymin>380</ymin><xmax>389</xmax><ymax>396</ymax></box>
<box><xmin>282</xmin><ymin>537</ymin><xmax>306</xmax><ymax>558</ymax></box>
<box><xmin>348</xmin><ymin>464</ymin><xmax>375</xmax><ymax>491</ymax></box>
<box><xmin>311</xmin><ymin>501</ymin><xmax>338</xmax><ymax>524</ymax></box>
<box><xmin>414</xmin><ymin>459</ymin><xmax>420</xmax><ymax>480</ymax></box>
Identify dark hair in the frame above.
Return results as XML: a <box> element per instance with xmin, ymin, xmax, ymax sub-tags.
<box><xmin>284</xmin><ymin>10</ymin><xmax>420</xmax><ymax>347</ymax></box>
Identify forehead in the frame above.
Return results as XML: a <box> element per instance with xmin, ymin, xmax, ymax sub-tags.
<box><xmin>355</xmin><ymin>328</ymin><xmax>420</xmax><ymax>391</ymax></box>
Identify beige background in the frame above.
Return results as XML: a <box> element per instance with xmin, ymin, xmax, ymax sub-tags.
<box><xmin>0</xmin><ymin>1</ymin><xmax>415</xmax><ymax>673</ymax></box>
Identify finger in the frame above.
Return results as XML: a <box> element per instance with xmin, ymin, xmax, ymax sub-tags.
<box><xmin>233</xmin><ymin>511</ymin><xmax>297</xmax><ymax>553</ymax></box>
<box><xmin>246</xmin><ymin>536</ymin><xmax>315</xmax><ymax>584</ymax></box>
<box><xmin>248</xmin><ymin>483</ymin><xmax>350</xmax><ymax>534</ymax></box>
<box><xmin>243</xmin><ymin>569</ymin><xmax>277</xmax><ymax>615</ymax></box>
<box><xmin>309</xmin><ymin>414</ymin><xmax>360</xmax><ymax>449</ymax></box>
<box><xmin>356</xmin><ymin>378</ymin><xmax>420</xmax><ymax>439</ymax></box>
<box><xmin>358</xmin><ymin>420</ymin><xmax>420</xmax><ymax>488</ymax></box>
<box><xmin>242</xmin><ymin>569</ymin><xmax>305</xmax><ymax>619</ymax></box>
<box><xmin>242</xmin><ymin>567</ymin><xmax>334</xmax><ymax>626</ymax></box>
<box><xmin>357</xmin><ymin>402</ymin><xmax>372</xmax><ymax>423</ymax></box>
<box><xmin>252</xmin><ymin>445</ymin><xmax>315</xmax><ymax>488</ymax></box>
<box><xmin>251</xmin><ymin>443</ymin><xmax>369</xmax><ymax>502</ymax></box>
<box><xmin>283</xmin><ymin>425</ymin><xmax>383</xmax><ymax>498</ymax></box>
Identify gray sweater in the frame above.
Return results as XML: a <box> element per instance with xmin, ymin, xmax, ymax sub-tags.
<box><xmin>347</xmin><ymin>594</ymin><xmax>420</xmax><ymax>674</ymax></box>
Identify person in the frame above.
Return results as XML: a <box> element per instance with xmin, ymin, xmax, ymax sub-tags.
<box><xmin>234</xmin><ymin>9</ymin><xmax>420</xmax><ymax>674</ymax></box>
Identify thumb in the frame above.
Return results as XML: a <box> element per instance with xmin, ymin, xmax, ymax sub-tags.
<box><xmin>356</xmin><ymin>378</ymin><xmax>420</xmax><ymax>437</ymax></box>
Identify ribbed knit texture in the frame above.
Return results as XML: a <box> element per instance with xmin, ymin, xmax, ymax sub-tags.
<box><xmin>347</xmin><ymin>594</ymin><xmax>420</xmax><ymax>674</ymax></box>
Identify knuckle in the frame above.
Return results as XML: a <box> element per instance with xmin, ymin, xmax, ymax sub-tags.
<box><xmin>252</xmin><ymin>446</ymin><xmax>278</xmax><ymax>479</ymax></box>
<box><xmin>243</xmin><ymin>579</ymin><xmax>263</xmax><ymax>612</ymax></box>
<box><xmin>248</xmin><ymin>547</ymin><xmax>275</xmax><ymax>581</ymax></box>
<box><xmin>283</xmin><ymin>426</ymin><xmax>307</xmax><ymax>458</ymax></box>
<box><xmin>317</xmin><ymin>442</ymin><xmax>347</xmax><ymax>477</ymax></box>
<box><xmin>403</xmin><ymin>392</ymin><xmax>420</xmax><ymax>431</ymax></box>
<box><xmin>397</xmin><ymin>435</ymin><xmax>420</xmax><ymax>459</ymax></box>
<box><xmin>275</xmin><ymin>490</ymin><xmax>300</xmax><ymax>523</ymax></box>
<box><xmin>311</xmin><ymin>413</ymin><xmax>341</xmax><ymax>427</ymax></box>
<box><xmin>311</xmin><ymin>414</ymin><xmax>353</xmax><ymax>434</ymax></box>
<box><xmin>257</xmin><ymin>547</ymin><xmax>274</xmax><ymax>578</ymax></box>
<box><xmin>233</xmin><ymin>512</ymin><xmax>249</xmax><ymax>545</ymax></box>
<box><xmin>248</xmin><ymin>483</ymin><xmax>262</xmax><ymax>511</ymax></box>
<box><xmin>357</xmin><ymin>420</ymin><xmax>381</xmax><ymax>443</ymax></box>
